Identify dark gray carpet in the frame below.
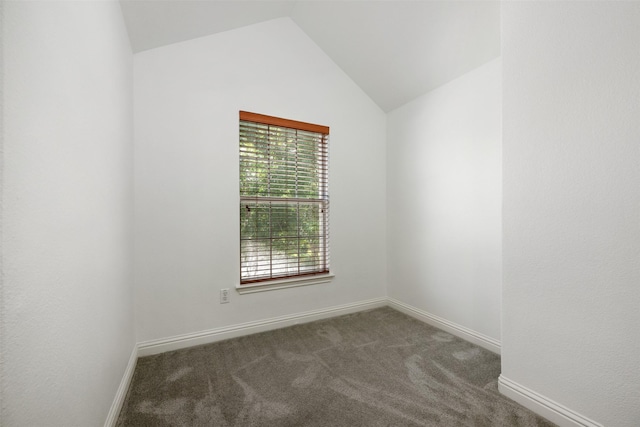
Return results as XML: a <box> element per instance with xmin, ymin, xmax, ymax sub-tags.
<box><xmin>117</xmin><ymin>307</ymin><xmax>555</xmax><ymax>426</ymax></box>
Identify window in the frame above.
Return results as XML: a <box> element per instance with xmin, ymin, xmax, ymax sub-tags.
<box><xmin>239</xmin><ymin>111</ymin><xmax>330</xmax><ymax>286</ymax></box>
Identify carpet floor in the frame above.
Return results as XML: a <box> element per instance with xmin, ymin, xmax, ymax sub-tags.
<box><xmin>117</xmin><ymin>307</ymin><xmax>556</xmax><ymax>426</ymax></box>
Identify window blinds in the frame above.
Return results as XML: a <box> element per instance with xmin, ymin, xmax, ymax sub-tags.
<box><xmin>239</xmin><ymin>111</ymin><xmax>330</xmax><ymax>284</ymax></box>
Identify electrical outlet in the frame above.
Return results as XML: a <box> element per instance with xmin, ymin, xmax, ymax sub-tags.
<box><xmin>220</xmin><ymin>288</ymin><xmax>230</xmax><ymax>304</ymax></box>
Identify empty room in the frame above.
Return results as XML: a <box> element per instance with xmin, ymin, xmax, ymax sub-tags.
<box><xmin>1</xmin><ymin>1</ymin><xmax>638</xmax><ymax>426</ymax></box>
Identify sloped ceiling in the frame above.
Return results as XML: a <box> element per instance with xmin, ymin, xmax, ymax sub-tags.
<box><xmin>120</xmin><ymin>0</ymin><xmax>500</xmax><ymax>112</ymax></box>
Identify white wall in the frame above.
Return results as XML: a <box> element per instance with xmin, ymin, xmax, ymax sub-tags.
<box><xmin>134</xmin><ymin>17</ymin><xmax>387</xmax><ymax>342</ymax></box>
<box><xmin>386</xmin><ymin>59</ymin><xmax>502</xmax><ymax>342</ymax></box>
<box><xmin>1</xmin><ymin>1</ymin><xmax>134</xmax><ymax>425</ymax></box>
<box><xmin>502</xmin><ymin>3</ymin><xmax>640</xmax><ymax>426</ymax></box>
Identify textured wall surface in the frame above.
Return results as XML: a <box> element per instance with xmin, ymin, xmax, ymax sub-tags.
<box><xmin>502</xmin><ymin>2</ymin><xmax>640</xmax><ymax>426</ymax></box>
<box><xmin>1</xmin><ymin>1</ymin><xmax>135</xmax><ymax>425</ymax></box>
<box><xmin>134</xmin><ymin>17</ymin><xmax>387</xmax><ymax>342</ymax></box>
<box><xmin>387</xmin><ymin>58</ymin><xmax>502</xmax><ymax>342</ymax></box>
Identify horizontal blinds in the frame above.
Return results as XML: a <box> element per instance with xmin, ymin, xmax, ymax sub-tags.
<box><xmin>239</xmin><ymin>112</ymin><xmax>329</xmax><ymax>284</ymax></box>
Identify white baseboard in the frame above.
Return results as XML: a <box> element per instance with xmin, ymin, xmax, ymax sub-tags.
<box><xmin>137</xmin><ymin>297</ymin><xmax>387</xmax><ymax>357</ymax></box>
<box><xmin>104</xmin><ymin>345</ymin><xmax>138</xmax><ymax>427</ymax></box>
<box><xmin>387</xmin><ymin>298</ymin><xmax>501</xmax><ymax>354</ymax></box>
<box><xmin>498</xmin><ymin>375</ymin><xmax>603</xmax><ymax>427</ymax></box>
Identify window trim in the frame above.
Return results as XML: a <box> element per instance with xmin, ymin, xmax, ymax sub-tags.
<box><xmin>239</xmin><ymin>111</ymin><xmax>331</xmax><ymax>288</ymax></box>
<box><xmin>235</xmin><ymin>273</ymin><xmax>335</xmax><ymax>294</ymax></box>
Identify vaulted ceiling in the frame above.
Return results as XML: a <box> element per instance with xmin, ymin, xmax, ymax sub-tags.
<box><xmin>119</xmin><ymin>1</ymin><xmax>500</xmax><ymax>112</ymax></box>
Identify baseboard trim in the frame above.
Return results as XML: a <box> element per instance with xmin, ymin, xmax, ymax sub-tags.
<box><xmin>498</xmin><ymin>375</ymin><xmax>603</xmax><ymax>427</ymax></box>
<box><xmin>104</xmin><ymin>345</ymin><xmax>138</xmax><ymax>427</ymax></box>
<box><xmin>387</xmin><ymin>298</ymin><xmax>501</xmax><ymax>354</ymax></box>
<box><xmin>137</xmin><ymin>297</ymin><xmax>387</xmax><ymax>357</ymax></box>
